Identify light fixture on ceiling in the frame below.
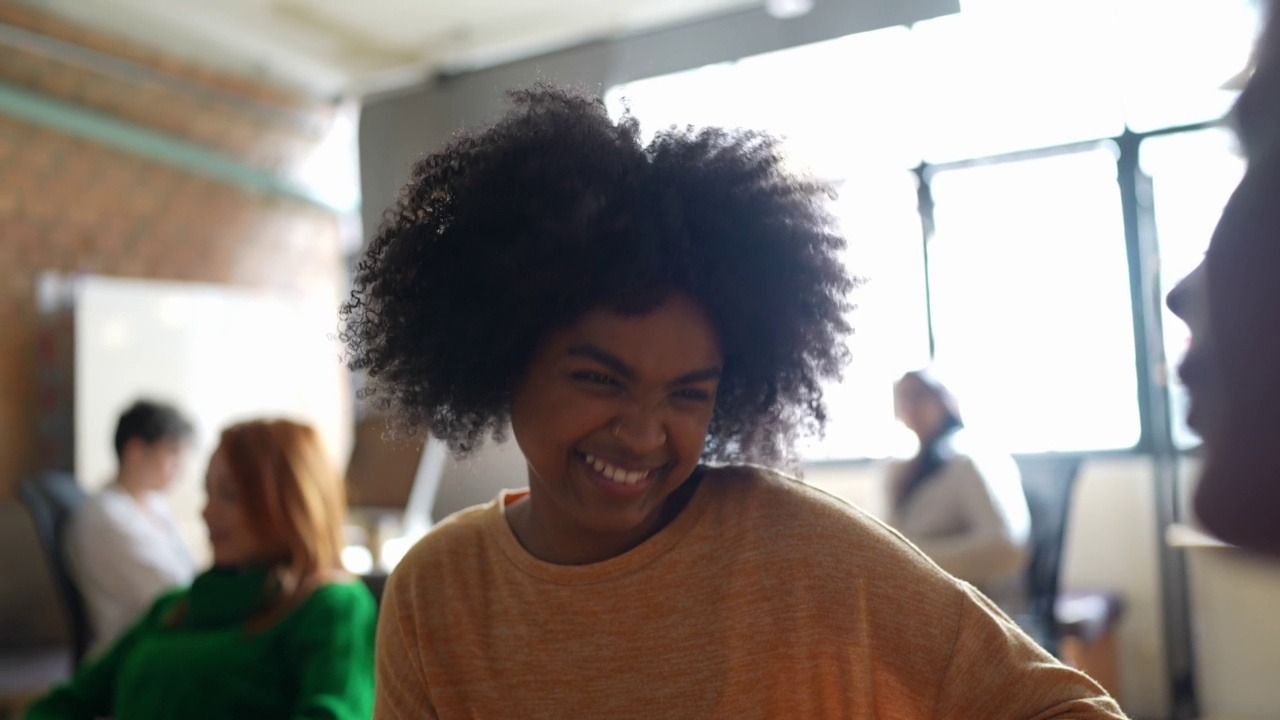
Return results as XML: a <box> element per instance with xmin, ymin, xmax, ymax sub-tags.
<box><xmin>765</xmin><ymin>0</ymin><xmax>814</xmax><ymax>20</ymax></box>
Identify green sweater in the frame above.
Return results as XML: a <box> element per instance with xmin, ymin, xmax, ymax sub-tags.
<box><xmin>25</xmin><ymin>567</ymin><xmax>376</xmax><ymax>720</ymax></box>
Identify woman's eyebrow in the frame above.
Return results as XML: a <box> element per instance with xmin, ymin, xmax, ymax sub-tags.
<box><xmin>668</xmin><ymin>367</ymin><xmax>722</xmax><ymax>387</ymax></box>
<box><xmin>566</xmin><ymin>344</ymin><xmax>721</xmax><ymax>387</ymax></box>
<box><xmin>566</xmin><ymin>344</ymin><xmax>636</xmax><ymax>382</ymax></box>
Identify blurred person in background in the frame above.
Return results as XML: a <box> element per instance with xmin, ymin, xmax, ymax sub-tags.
<box><xmin>67</xmin><ymin>399</ymin><xmax>196</xmax><ymax>657</ymax></box>
<box><xmin>887</xmin><ymin>370</ymin><xmax>1031</xmax><ymax>617</ymax></box>
<box><xmin>26</xmin><ymin>419</ymin><xmax>376</xmax><ymax>720</ymax></box>
<box><xmin>1168</xmin><ymin>0</ymin><xmax>1280</xmax><ymax>557</ymax></box>
<box><xmin>346</xmin><ymin>85</ymin><xmax>1124</xmax><ymax>719</ymax></box>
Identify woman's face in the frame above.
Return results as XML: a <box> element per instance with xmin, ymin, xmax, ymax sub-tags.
<box><xmin>510</xmin><ymin>293</ymin><xmax>723</xmax><ymax>552</ymax></box>
<box><xmin>894</xmin><ymin>375</ymin><xmax>947</xmax><ymax>440</ymax></box>
<box><xmin>202</xmin><ymin>448</ymin><xmax>267</xmax><ymax>568</ymax></box>
<box><xmin>1168</xmin><ymin>155</ymin><xmax>1280</xmax><ymax>555</ymax></box>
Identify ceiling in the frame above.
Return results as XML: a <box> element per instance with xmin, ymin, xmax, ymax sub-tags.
<box><xmin>19</xmin><ymin>0</ymin><xmax>764</xmax><ymax>99</ymax></box>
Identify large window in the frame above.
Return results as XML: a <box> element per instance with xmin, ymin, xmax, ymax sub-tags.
<box><xmin>927</xmin><ymin>147</ymin><xmax>1141</xmax><ymax>452</ymax></box>
<box><xmin>910</xmin><ymin>0</ymin><xmax>1127</xmax><ymax>163</ymax></box>
<box><xmin>606</xmin><ymin>0</ymin><xmax>1258</xmax><ymax>460</ymax></box>
<box><xmin>605</xmin><ymin>24</ymin><xmax>920</xmax><ymax>178</ymax></box>
<box><xmin>802</xmin><ymin>172</ymin><xmax>929</xmax><ymax>461</ymax></box>
<box><xmin>1142</xmin><ymin>128</ymin><xmax>1247</xmax><ymax>449</ymax></box>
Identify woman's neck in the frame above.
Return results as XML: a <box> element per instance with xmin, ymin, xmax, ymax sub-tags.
<box><xmin>114</xmin><ymin>472</ymin><xmax>152</xmax><ymax>501</ymax></box>
<box><xmin>914</xmin><ymin>420</ymin><xmax>957</xmax><ymax>454</ymax></box>
<box><xmin>507</xmin><ymin>477</ymin><xmax>700</xmax><ymax>566</ymax></box>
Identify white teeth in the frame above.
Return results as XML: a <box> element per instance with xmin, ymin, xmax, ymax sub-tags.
<box><xmin>583</xmin><ymin>452</ymin><xmax>652</xmax><ymax>485</ymax></box>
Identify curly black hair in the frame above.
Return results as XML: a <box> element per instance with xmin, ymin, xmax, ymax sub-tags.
<box><xmin>341</xmin><ymin>84</ymin><xmax>854</xmax><ymax>465</ymax></box>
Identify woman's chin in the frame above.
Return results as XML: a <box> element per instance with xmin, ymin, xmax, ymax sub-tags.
<box><xmin>1195</xmin><ymin>449</ymin><xmax>1280</xmax><ymax>557</ymax></box>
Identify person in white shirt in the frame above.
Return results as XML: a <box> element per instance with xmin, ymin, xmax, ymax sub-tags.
<box><xmin>886</xmin><ymin>370</ymin><xmax>1032</xmax><ymax>616</ymax></box>
<box><xmin>67</xmin><ymin>399</ymin><xmax>196</xmax><ymax>657</ymax></box>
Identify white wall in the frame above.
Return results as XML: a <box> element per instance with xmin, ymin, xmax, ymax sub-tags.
<box><xmin>1175</xmin><ymin>459</ymin><xmax>1280</xmax><ymax>719</ymax></box>
<box><xmin>429</xmin><ymin>433</ymin><xmax>529</xmax><ymax>524</ymax></box>
<box><xmin>1057</xmin><ymin>457</ymin><xmax>1167</xmax><ymax>718</ymax></box>
<box><xmin>1186</xmin><ymin>548</ymin><xmax>1280</xmax><ymax>719</ymax></box>
<box><xmin>73</xmin><ymin>276</ymin><xmax>353</xmax><ymax>565</ymax></box>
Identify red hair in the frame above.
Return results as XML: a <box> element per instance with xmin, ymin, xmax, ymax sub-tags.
<box><xmin>216</xmin><ymin>419</ymin><xmax>348</xmax><ymax>620</ymax></box>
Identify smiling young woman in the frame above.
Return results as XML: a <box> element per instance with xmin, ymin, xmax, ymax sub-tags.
<box><xmin>505</xmin><ymin>295</ymin><xmax>724</xmax><ymax>565</ymax></box>
<box><xmin>342</xmin><ymin>84</ymin><xmax>1125</xmax><ymax>719</ymax></box>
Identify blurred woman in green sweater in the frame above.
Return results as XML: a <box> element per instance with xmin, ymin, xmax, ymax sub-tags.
<box><xmin>25</xmin><ymin>419</ymin><xmax>376</xmax><ymax>720</ymax></box>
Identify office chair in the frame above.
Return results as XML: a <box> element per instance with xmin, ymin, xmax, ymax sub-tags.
<box><xmin>18</xmin><ymin>472</ymin><xmax>92</xmax><ymax>667</ymax></box>
<box><xmin>1014</xmin><ymin>454</ymin><xmax>1082</xmax><ymax>659</ymax></box>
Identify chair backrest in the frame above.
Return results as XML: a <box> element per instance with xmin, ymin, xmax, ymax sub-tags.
<box><xmin>1013</xmin><ymin>455</ymin><xmax>1082</xmax><ymax>658</ymax></box>
<box><xmin>18</xmin><ymin>471</ymin><xmax>92</xmax><ymax>666</ymax></box>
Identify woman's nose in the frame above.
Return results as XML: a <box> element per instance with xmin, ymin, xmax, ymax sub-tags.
<box><xmin>1166</xmin><ymin>260</ymin><xmax>1204</xmax><ymax>319</ymax></box>
<box><xmin>613</xmin><ymin>405</ymin><xmax>668</xmax><ymax>452</ymax></box>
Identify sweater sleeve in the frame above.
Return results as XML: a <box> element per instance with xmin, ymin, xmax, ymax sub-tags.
<box><xmin>22</xmin><ymin>593</ymin><xmax>178</xmax><ymax>720</ymax></box>
<box><xmin>932</xmin><ymin>584</ymin><xmax>1127</xmax><ymax>719</ymax></box>
<box><xmin>286</xmin><ymin>583</ymin><xmax>378</xmax><ymax>720</ymax></box>
<box><xmin>372</xmin><ymin>567</ymin><xmax>438</xmax><ymax>720</ymax></box>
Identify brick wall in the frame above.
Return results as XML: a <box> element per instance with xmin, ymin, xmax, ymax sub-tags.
<box><xmin>0</xmin><ymin>6</ymin><xmax>348</xmax><ymax>497</ymax></box>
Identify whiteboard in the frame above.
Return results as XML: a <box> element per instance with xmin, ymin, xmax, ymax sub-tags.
<box><xmin>73</xmin><ymin>276</ymin><xmax>352</xmax><ymax>565</ymax></box>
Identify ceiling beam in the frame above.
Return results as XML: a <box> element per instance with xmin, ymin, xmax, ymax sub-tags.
<box><xmin>0</xmin><ymin>81</ymin><xmax>355</xmax><ymax>214</ymax></box>
<box><xmin>0</xmin><ymin>20</ymin><xmax>326</xmax><ymax>135</ymax></box>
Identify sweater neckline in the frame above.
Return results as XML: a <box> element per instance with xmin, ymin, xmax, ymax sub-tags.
<box><xmin>485</xmin><ymin>468</ymin><xmax>713</xmax><ymax>585</ymax></box>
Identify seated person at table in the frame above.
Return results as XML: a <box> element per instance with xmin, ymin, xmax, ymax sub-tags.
<box><xmin>345</xmin><ymin>84</ymin><xmax>1125</xmax><ymax>719</ymax></box>
<box><xmin>887</xmin><ymin>370</ymin><xmax>1031</xmax><ymax>617</ymax></box>
<box><xmin>68</xmin><ymin>399</ymin><xmax>196</xmax><ymax>657</ymax></box>
<box><xmin>26</xmin><ymin>419</ymin><xmax>376</xmax><ymax>720</ymax></box>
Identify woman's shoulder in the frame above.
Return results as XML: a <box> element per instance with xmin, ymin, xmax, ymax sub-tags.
<box><xmin>140</xmin><ymin>585</ymin><xmax>189</xmax><ymax>624</ymax></box>
<box><xmin>405</xmin><ymin>496</ymin><xmax>496</xmax><ymax>557</ymax></box>
<box><xmin>939</xmin><ymin>431</ymin><xmax>1019</xmax><ymax>478</ymax></box>
<box><xmin>702</xmin><ymin>464</ymin><xmax>966</xmax><ymax>593</ymax></box>
<box><xmin>379</xmin><ymin>495</ymin><xmax>503</xmax><ymax>587</ymax></box>
<box><xmin>282</xmin><ymin>575</ymin><xmax>378</xmax><ymax>635</ymax></box>
<box><xmin>703</xmin><ymin>464</ymin><xmax>928</xmax><ymax>555</ymax></box>
<box><xmin>305</xmin><ymin>576</ymin><xmax>377</xmax><ymax>611</ymax></box>
<box><xmin>703</xmin><ymin>463</ymin><xmax>859</xmax><ymax>514</ymax></box>
<box><xmin>72</xmin><ymin>485</ymin><xmax>137</xmax><ymax>529</ymax></box>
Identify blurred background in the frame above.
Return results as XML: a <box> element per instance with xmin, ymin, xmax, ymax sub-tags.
<box><xmin>0</xmin><ymin>0</ymin><xmax>1274</xmax><ymax>719</ymax></box>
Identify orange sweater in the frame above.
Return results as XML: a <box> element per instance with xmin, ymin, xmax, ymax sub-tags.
<box><xmin>375</xmin><ymin>466</ymin><xmax>1126</xmax><ymax>719</ymax></box>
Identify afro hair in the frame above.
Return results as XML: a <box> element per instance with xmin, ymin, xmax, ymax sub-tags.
<box><xmin>340</xmin><ymin>84</ymin><xmax>854</xmax><ymax>465</ymax></box>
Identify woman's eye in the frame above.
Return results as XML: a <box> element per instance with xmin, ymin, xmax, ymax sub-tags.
<box><xmin>673</xmin><ymin>388</ymin><xmax>713</xmax><ymax>403</ymax></box>
<box><xmin>571</xmin><ymin>371</ymin><xmax>619</xmax><ymax>387</ymax></box>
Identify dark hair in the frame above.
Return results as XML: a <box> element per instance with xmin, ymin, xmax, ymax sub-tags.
<box><xmin>898</xmin><ymin>369</ymin><xmax>963</xmax><ymax>429</ymax></box>
<box><xmin>340</xmin><ymin>84</ymin><xmax>854</xmax><ymax>465</ymax></box>
<box><xmin>114</xmin><ymin>400</ymin><xmax>193</xmax><ymax>460</ymax></box>
<box><xmin>1232</xmin><ymin>0</ymin><xmax>1280</xmax><ymax>164</ymax></box>
<box><xmin>894</xmin><ymin>369</ymin><xmax>964</xmax><ymax>507</ymax></box>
